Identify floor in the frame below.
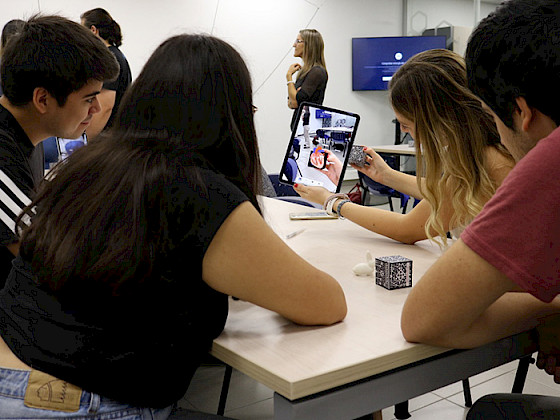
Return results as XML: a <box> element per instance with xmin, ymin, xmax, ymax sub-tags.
<box><xmin>178</xmin><ymin>357</ymin><xmax>560</xmax><ymax>419</ymax></box>
<box><xmin>178</xmin><ymin>195</ymin><xmax>560</xmax><ymax>419</ymax></box>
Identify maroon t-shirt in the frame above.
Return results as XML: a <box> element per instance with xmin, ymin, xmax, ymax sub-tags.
<box><xmin>462</xmin><ymin>127</ymin><xmax>560</xmax><ymax>302</ymax></box>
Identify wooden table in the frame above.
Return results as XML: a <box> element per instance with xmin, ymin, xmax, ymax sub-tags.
<box><xmin>372</xmin><ymin>143</ymin><xmax>416</xmax><ymax>156</ymax></box>
<box><xmin>371</xmin><ymin>143</ymin><xmax>417</xmax><ymax>176</ymax></box>
<box><xmin>211</xmin><ymin>197</ymin><xmax>536</xmax><ymax>419</ymax></box>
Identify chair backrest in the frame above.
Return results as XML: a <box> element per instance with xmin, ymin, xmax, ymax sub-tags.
<box><xmin>269</xmin><ymin>173</ymin><xmax>298</xmax><ymax>197</ymax></box>
<box><xmin>268</xmin><ymin>173</ymin><xmax>322</xmax><ymax>208</ymax></box>
<box><xmin>331</xmin><ymin>131</ymin><xmax>346</xmax><ymax>141</ymax></box>
<box><xmin>43</xmin><ymin>137</ymin><xmax>59</xmax><ymax>169</ymax></box>
<box><xmin>358</xmin><ymin>171</ymin><xmax>394</xmax><ymax>196</ymax></box>
<box><xmin>285</xmin><ymin>158</ymin><xmax>299</xmax><ymax>182</ymax></box>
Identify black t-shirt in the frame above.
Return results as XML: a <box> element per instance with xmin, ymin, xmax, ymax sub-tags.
<box><xmin>0</xmin><ymin>169</ymin><xmax>248</xmax><ymax>408</ymax></box>
<box><xmin>290</xmin><ymin>65</ymin><xmax>328</xmax><ymax>131</ymax></box>
<box><xmin>0</xmin><ymin>104</ymin><xmax>43</xmax><ymax>288</ymax></box>
<box><xmin>103</xmin><ymin>46</ymin><xmax>132</xmax><ymax>129</ymax></box>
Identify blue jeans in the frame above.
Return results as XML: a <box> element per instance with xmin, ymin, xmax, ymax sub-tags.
<box><xmin>0</xmin><ymin>367</ymin><xmax>174</xmax><ymax>419</ymax></box>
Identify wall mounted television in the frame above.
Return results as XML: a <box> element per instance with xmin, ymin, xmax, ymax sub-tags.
<box><xmin>352</xmin><ymin>36</ymin><xmax>447</xmax><ymax>91</ymax></box>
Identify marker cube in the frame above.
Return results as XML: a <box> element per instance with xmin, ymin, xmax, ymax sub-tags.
<box><xmin>375</xmin><ymin>255</ymin><xmax>413</xmax><ymax>290</ymax></box>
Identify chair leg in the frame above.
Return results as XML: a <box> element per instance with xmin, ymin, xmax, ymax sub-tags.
<box><xmin>388</xmin><ymin>197</ymin><xmax>394</xmax><ymax>212</ymax></box>
<box><xmin>462</xmin><ymin>378</ymin><xmax>473</xmax><ymax>407</ymax></box>
<box><xmin>512</xmin><ymin>354</ymin><xmax>535</xmax><ymax>393</ymax></box>
<box><xmin>217</xmin><ymin>364</ymin><xmax>232</xmax><ymax>415</ymax></box>
<box><xmin>394</xmin><ymin>400</ymin><xmax>411</xmax><ymax>419</ymax></box>
<box><xmin>401</xmin><ymin>200</ymin><xmax>408</xmax><ymax>214</ymax></box>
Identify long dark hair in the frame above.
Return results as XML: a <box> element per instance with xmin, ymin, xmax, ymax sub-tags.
<box><xmin>19</xmin><ymin>34</ymin><xmax>262</xmax><ymax>293</ymax></box>
<box><xmin>81</xmin><ymin>8</ymin><xmax>123</xmax><ymax>47</ymax></box>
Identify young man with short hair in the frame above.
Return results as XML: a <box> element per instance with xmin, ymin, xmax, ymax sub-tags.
<box><xmin>401</xmin><ymin>0</ymin><xmax>560</xmax><ymax>417</ymax></box>
<box><xmin>0</xmin><ymin>15</ymin><xmax>119</xmax><ymax>287</ymax></box>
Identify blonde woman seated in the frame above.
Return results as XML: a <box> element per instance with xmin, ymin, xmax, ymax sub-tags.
<box><xmin>295</xmin><ymin>49</ymin><xmax>514</xmax><ymax>246</ymax></box>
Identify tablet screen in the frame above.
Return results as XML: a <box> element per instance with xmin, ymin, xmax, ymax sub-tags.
<box><xmin>279</xmin><ymin>103</ymin><xmax>360</xmax><ymax>193</ymax></box>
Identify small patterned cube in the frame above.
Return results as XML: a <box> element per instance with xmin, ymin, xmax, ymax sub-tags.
<box><xmin>375</xmin><ymin>255</ymin><xmax>413</xmax><ymax>290</ymax></box>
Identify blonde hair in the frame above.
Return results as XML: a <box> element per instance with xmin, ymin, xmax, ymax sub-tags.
<box><xmin>389</xmin><ymin>49</ymin><xmax>512</xmax><ymax>246</ymax></box>
<box><xmin>297</xmin><ymin>29</ymin><xmax>327</xmax><ymax>80</ymax></box>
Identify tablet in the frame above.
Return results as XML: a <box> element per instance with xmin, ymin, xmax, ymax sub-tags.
<box><xmin>279</xmin><ymin>102</ymin><xmax>360</xmax><ymax>193</ymax></box>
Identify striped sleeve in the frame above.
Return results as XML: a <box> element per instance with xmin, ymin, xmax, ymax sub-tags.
<box><xmin>0</xmin><ymin>168</ymin><xmax>34</xmax><ymax>237</ymax></box>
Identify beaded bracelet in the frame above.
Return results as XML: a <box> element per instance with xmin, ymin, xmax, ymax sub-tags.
<box><xmin>336</xmin><ymin>199</ymin><xmax>351</xmax><ymax>219</ymax></box>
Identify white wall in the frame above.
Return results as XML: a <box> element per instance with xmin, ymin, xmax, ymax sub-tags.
<box><xmin>0</xmin><ymin>0</ymin><xmax>498</xmax><ymax>175</ymax></box>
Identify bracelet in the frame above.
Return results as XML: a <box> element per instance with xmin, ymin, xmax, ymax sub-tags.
<box><xmin>323</xmin><ymin>193</ymin><xmax>349</xmax><ymax>217</ymax></box>
<box><xmin>336</xmin><ymin>199</ymin><xmax>351</xmax><ymax>219</ymax></box>
<box><xmin>287</xmin><ymin>80</ymin><xmax>295</xmax><ymax>85</ymax></box>
<box><xmin>323</xmin><ymin>193</ymin><xmax>348</xmax><ymax>211</ymax></box>
<box><xmin>325</xmin><ymin>197</ymin><xmax>338</xmax><ymax>217</ymax></box>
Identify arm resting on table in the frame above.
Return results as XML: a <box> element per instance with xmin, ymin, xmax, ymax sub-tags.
<box><xmin>401</xmin><ymin>239</ymin><xmax>560</xmax><ymax>348</ymax></box>
<box><xmin>203</xmin><ymin>201</ymin><xmax>347</xmax><ymax>326</ymax></box>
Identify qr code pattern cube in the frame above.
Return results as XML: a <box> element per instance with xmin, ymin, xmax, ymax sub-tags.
<box><xmin>375</xmin><ymin>255</ymin><xmax>413</xmax><ymax>290</ymax></box>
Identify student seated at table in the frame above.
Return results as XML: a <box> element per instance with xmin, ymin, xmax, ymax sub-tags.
<box><xmin>295</xmin><ymin>49</ymin><xmax>514</xmax><ymax>246</ymax></box>
<box><xmin>402</xmin><ymin>1</ymin><xmax>560</xmax><ymax>418</ymax></box>
<box><xmin>0</xmin><ymin>33</ymin><xmax>347</xmax><ymax>419</ymax></box>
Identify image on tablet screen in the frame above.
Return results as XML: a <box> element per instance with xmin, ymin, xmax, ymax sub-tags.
<box><xmin>279</xmin><ymin>103</ymin><xmax>360</xmax><ymax>193</ymax></box>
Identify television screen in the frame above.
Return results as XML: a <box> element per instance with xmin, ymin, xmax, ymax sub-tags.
<box><xmin>352</xmin><ymin>36</ymin><xmax>447</xmax><ymax>91</ymax></box>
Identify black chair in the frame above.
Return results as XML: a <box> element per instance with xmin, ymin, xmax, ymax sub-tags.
<box><xmin>43</xmin><ymin>136</ymin><xmax>59</xmax><ymax>169</ymax></box>
<box><xmin>358</xmin><ymin>171</ymin><xmax>408</xmax><ymax>212</ymax></box>
<box><xmin>329</xmin><ymin>131</ymin><xmax>349</xmax><ymax>158</ymax></box>
<box><xmin>283</xmin><ymin>158</ymin><xmax>300</xmax><ymax>182</ymax></box>
<box><xmin>392</xmin><ymin>355</ymin><xmax>535</xmax><ymax>419</ymax></box>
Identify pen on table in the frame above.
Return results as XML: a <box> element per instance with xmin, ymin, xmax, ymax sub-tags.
<box><xmin>285</xmin><ymin>228</ymin><xmax>306</xmax><ymax>239</ymax></box>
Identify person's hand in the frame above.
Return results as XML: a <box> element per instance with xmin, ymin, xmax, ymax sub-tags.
<box><xmin>287</xmin><ymin>63</ymin><xmax>301</xmax><ymax>80</ymax></box>
<box><xmin>322</xmin><ymin>149</ymin><xmax>343</xmax><ymax>185</ymax></box>
<box><xmin>309</xmin><ymin>148</ymin><xmax>342</xmax><ymax>185</ymax></box>
<box><xmin>293</xmin><ymin>183</ymin><xmax>330</xmax><ymax>206</ymax></box>
<box><xmin>352</xmin><ymin>147</ymin><xmax>392</xmax><ymax>184</ymax></box>
<box><xmin>536</xmin><ymin>314</ymin><xmax>560</xmax><ymax>384</ymax></box>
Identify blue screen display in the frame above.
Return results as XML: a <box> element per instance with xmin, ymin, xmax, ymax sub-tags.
<box><xmin>352</xmin><ymin>36</ymin><xmax>447</xmax><ymax>91</ymax></box>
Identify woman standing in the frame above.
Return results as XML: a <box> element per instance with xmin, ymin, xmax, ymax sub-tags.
<box><xmin>287</xmin><ymin>29</ymin><xmax>328</xmax><ymax>147</ymax></box>
<box><xmin>81</xmin><ymin>8</ymin><xmax>132</xmax><ymax>138</ymax></box>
